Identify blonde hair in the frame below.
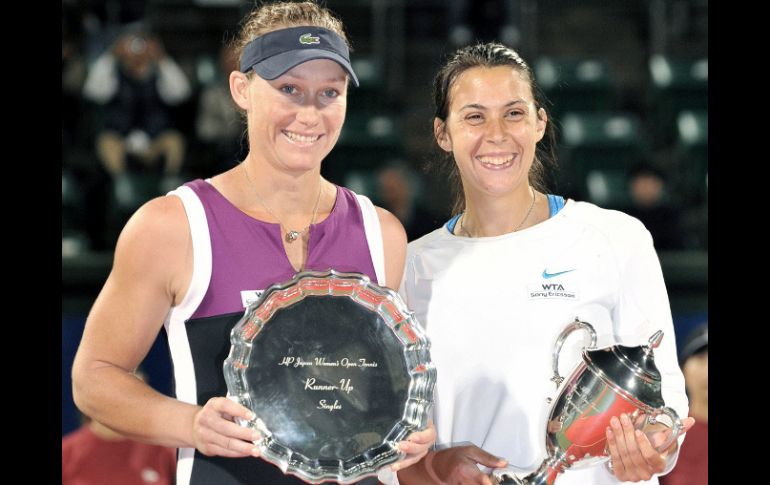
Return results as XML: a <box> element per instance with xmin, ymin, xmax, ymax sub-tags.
<box><xmin>232</xmin><ymin>1</ymin><xmax>350</xmax><ymax>66</ymax></box>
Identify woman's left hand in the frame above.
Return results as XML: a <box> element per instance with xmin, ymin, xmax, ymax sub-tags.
<box><xmin>606</xmin><ymin>413</ymin><xmax>695</xmax><ymax>482</ymax></box>
<box><xmin>390</xmin><ymin>421</ymin><xmax>437</xmax><ymax>472</ymax></box>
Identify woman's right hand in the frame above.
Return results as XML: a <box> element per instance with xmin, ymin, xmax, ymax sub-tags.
<box><xmin>426</xmin><ymin>445</ymin><xmax>507</xmax><ymax>485</ymax></box>
<box><xmin>192</xmin><ymin>397</ymin><xmax>262</xmax><ymax>458</ymax></box>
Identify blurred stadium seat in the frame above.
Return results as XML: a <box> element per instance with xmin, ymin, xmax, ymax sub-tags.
<box><xmin>673</xmin><ymin>109</ymin><xmax>707</xmax><ymax>206</ymax></box>
<box><xmin>559</xmin><ymin>111</ymin><xmax>647</xmax><ymax>208</ymax></box>
<box><xmin>647</xmin><ymin>55</ymin><xmax>708</xmax><ymax>147</ymax></box>
<box><xmin>534</xmin><ymin>57</ymin><xmax>618</xmax><ymax>117</ymax></box>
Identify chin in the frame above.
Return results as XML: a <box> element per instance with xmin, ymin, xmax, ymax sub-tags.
<box><xmin>282</xmin><ymin>153</ymin><xmax>328</xmax><ymax>172</ymax></box>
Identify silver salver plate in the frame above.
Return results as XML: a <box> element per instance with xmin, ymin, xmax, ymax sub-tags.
<box><xmin>223</xmin><ymin>269</ymin><xmax>436</xmax><ymax>483</ymax></box>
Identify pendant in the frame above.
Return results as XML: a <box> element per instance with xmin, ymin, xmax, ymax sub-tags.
<box><xmin>285</xmin><ymin>230</ymin><xmax>300</xmax><ymax>243</ymax></box>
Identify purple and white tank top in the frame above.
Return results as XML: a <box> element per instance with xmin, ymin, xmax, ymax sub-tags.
<box><xmin>160</xmin><ymin>178</ymin><xmax>386</xmax><ymax>485</ymax></box>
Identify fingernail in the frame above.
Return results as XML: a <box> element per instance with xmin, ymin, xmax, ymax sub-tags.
<box><xmin>621</xmin><ymin>414</ymin><xmax>630</xmax><ymax>424</ymax></box>
<box><xmin>398</xmin><ymin>442</ymin><xmax>409</xmax><ymax>451</ymax></box>
<box><xmin>610</xmin><ymin>416</ymin><xmax>620</xmax><ymax>427</ymax></box>
<box><xmin>252</xmin><ymin>431</ymin><xmax>261</xmax><ymax>441</ymax></box>
<box><xmin>251</xmin><ymin>447</ymin><xmax>260</xmax><ymax>456</ymax></box>
<box><xmin>391</xmin><ymin>464</ymin><xmax>400</xmax><ymax>472</ymax></box>
<box><xmin>249</xmin><ymin>411</ymin><xmax>256</xmax><ymax>420</ymax></box>
<box><xmin>606</xmin><ymin>427</ymin><xmax>613</xmax><ymax>438</ymax></box>
<box><xmin>635</xmin><ymin>430</ymin><xmax>643</xmax><ymax>438</ymax></box>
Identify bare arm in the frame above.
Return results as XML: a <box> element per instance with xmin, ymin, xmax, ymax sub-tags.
<box><xmin>71</xmin><ymin>195</ymin><xmax>257</xmax><ymax>456</ymax></box>
<box><xmin>72</xmin><ymin>196</ymin><xmax>194</xmax><ymax>446</ymax></box>
<box><xmin>375</xmin><ymin>206</ymin><xmax>407</xmax><ymax>290</ymax></box>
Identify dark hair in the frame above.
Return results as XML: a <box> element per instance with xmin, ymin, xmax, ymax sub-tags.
<box><xmin>432</xmin><ymin>42</ymin><xmax>558</xmax><ymax>215</ymax></box>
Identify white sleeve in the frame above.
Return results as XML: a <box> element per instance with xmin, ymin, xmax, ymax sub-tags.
<box><xmin>612</xmin><ymin>225</ymin><xmax>689</xmax><ymax>475</ymax></box>
<box><xmin>398</xmin><ymin>245</ymin><xmax>421</xmax><ymax>325</ymax></box>
<box><xmin>156</xmin><ymin>58</ymin><xmax>192</xmax><ymax>105</ymax></box>
<box><xmin>82</xmin><ymin>53</ymin><xmax>119</xmax><ymax>103</ymax></box>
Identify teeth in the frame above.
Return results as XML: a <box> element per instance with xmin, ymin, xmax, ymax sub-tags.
<box><xmin>477</xmin><ymin>155</ymin><xmax>514</xmax><ymax>165</ymax></box>
<box><xmin>284</xmin><ymin>131</ymin><xmax>321</xmax><ymax>144</ymax></box>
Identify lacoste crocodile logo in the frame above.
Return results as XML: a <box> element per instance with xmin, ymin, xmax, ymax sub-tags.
<box><xmin>299</xmin><ymin>33</ymin><xmax>320</xmax><ymax>45</ymax></box>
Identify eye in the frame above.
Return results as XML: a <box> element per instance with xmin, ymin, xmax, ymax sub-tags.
<box><xmin>322</xmin><ymin>88</ymin><xmax>340</xmax><ymax>99</ymax></box>
<box><xmin>280</xmin><ymin>85</ymin><xmax>298</xmax><ymax>95</ymax></box>
<box><xmin>506</xmin><ymin>109</ymin><xmax>525</xmax><ymax>119</ymax></box>
<box><xmin>465</xmin><ymin>113</ymin><xmax>484</xmax><ymax>125</ymax></box>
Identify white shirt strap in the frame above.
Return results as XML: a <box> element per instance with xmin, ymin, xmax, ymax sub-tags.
<box><xmin>355</xmin><ymin>193</ymin><xmax>386</xmax><ymax>286</ymax></box>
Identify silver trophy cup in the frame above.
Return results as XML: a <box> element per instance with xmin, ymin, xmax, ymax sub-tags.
<box><xmin>493</xmin><ymin>318</ymin><xmax>683</xmax><ymax>485</ymax></box>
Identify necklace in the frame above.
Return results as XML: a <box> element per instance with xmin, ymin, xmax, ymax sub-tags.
<box><xmin>457</xmin><ymin>187</ymin><xmax>537</xmax><ymax>237</ymax></box>
<box><xmin>241</xmin><ymin>163</ymin><xmax>322</xmax><ymax>243</ymax></box>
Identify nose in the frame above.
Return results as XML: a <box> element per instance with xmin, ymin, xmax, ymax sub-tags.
<box><xmin>295</xmin><ymin>101</ymin><xmax>321</xmax><ymax>127</ymax></box>
<box><xmin>486</xmin><ymin>117</ymin><xmax>508</xmax><ymax>143</ymax></box>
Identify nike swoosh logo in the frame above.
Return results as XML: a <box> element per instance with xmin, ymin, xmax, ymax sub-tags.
<box><xmin>542</xmin><ymin>269</ymin><xmax>576</xmax><ymax>279</ymax></box>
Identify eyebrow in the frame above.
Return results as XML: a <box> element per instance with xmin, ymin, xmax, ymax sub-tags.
<box><xmin>459</xmin><ymin>100</ymin><xmax>527</xmax><ymax>111</ymax></box>
<box><xmin>282</xmin><ymin>73</ymin><xmax>347</xmax><ymax>83</ymax></box>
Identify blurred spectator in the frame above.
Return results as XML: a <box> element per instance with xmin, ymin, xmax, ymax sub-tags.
<box><xmin>62</xmin><ymin>371</ymin><xmax>177</xmax><ymax>485</ymax></box>
<box><xmin>83</xmin><ymin>27</ymin><xmax>191</xmax><ymax>206</ymax></box>
<box><xmin>196</xmin><ymin>45</ymin><xmax>245</xmax><ymax>172</ymax></box>
<box><xmin>625</xmin><ymin>163</ymin><xmax>686</xmax><ymax>250</ymax></box>
<box><xmin>377</xmin><ymin>163</ymin><xmax>438</xmax><ymax>241</ymax></box>
<box><xmin>62</xmin><ymin>5</ymin><xmax>87</xmax><ymax>152</ymax></box>
<box><xmin>660</xmin><ymin>323</ymin><xmax>708</xmax><ymax>485</ymax></box>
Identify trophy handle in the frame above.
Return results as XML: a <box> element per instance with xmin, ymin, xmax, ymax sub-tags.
<box><xmin>550</xmin><ymin>318</ymin><xmax>597</xmax><ymax>388</ymax></box>
<box><xmin>648</xmin><ymin>406</ymin><xmax>683</xmax><ymax>452</ymax></box>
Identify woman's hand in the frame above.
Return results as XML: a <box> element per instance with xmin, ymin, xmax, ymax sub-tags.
<box><xmin>192</xmin><ymin>397</ymin><xmax>262</xmax><ymax>458</ymax></box>
<box><xmin>425</xmin><ymin>445</ymin><xmax>507</xmax><ymax>485</ymax></box>
<box><xmin>606</xmin><ymin>413</ymin><xmax>696</xmax><ymax>481</ymax></box>
<box><xmin>391</xmin><ymin>421</ymin><xmax>438</xmax><ymax>472</ymax></box>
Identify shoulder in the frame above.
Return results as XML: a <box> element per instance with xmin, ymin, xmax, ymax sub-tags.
<box><xmin>404</xmin><ymin>225</ymin><xmax>451</xmax><ymax>268</ymax></box>
<box><xmin>371</xmin><ymin>205</ymin><xmax>406</xmax><ymax>289</ymax></box>
<box><xmin>112</xmin><ymin>195</ymin><xmax>191</xmax><ymax>280</ymax></box>
<box><xmin>375</xmin><ymin>206</ymin><xmax>406</xmax><ymax>241</ymax></box>
<box><xmin>408</xmin><ymin>225</ymin><xmax>449</xmax><ymax>251</ymax></box>
<box><xmin>563</xmin><ymin>200</ymin><xmax>652</xmax><ymax>249</ymax></box>
<box><xmin>119</xmin><ymin>195</ymin><xmax>189</xmax><ymax>248</ymax></box>
<box><xmin>373</xmin><ymin>205</ymin><xmax>407</xmax><ymax>266</ymax></box>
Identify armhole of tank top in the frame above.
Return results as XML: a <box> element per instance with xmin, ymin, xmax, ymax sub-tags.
<box><xmin>165</xmin><ymin>185</ymin><xmax>212</xmax><ymax>322</ymax></box>
<box><xmin>164</xmin><ymin>186</ymin><xmax>212</xmax><ymax>485</ymax></box>
<box><xmin>355</xmin><ymin>193</ymin><xmax>386</xmax><ymax>286</ymax></box>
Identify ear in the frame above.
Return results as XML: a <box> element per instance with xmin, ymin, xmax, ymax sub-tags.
<box><xmin>535</xmin><ymin>107</ymin><xmax>548</xmax><ymax>142</ymax></box>
<box><xmin>434</xmin><ymin>118</ymin><xmax>452</xmax><ymax>152</ymax></box>
<box><xmin>229</xmin><ymin>71</ymin><xmax>251</xmax><ymax>110</ymax></box>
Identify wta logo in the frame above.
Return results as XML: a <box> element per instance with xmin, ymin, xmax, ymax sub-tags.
<box><xmin>528</xmin><ymin>282</ymin><xmax>578</xmax><ymax>300</ymax></box>
<box><xmin>299</xmin><ymin>33</ymin><xmax>321</xmax><ymax>45</ymax></box>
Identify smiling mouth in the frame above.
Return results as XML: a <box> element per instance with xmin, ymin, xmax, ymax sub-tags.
<box><xmin>283</xmin><ymin>130</ymin><xmax>322</xmax><ymax>145</ymax></box>
<box><xmin>476</xmin><ymin>154</ymin><xmax>516</xmax><ymax>168</ymax></box>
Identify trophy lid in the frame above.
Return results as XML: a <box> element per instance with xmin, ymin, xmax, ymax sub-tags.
<box><xmin>584</xmin><ymin>331</ymin><xmax>665</xmax><ymax>408</ymax></box>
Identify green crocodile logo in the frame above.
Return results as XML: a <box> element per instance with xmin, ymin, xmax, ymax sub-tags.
<box><xmin>299</xmin><ymin>33</ymin><xmax>320</xmax><ymax>45</ymax></box>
